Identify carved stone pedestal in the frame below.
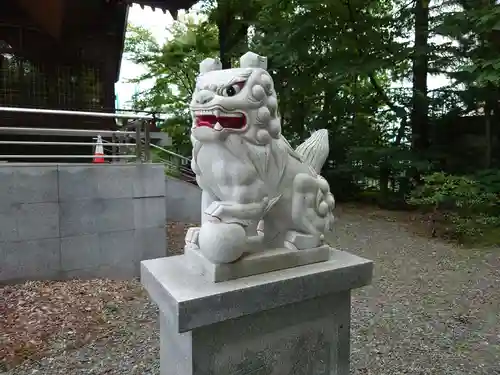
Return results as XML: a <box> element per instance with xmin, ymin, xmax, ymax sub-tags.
<box><xmin>185</xmin><ymin>244</ymin><xmax>331</xmax><ymax>282</ymax></box>
<box><xmin>141</xmin><ymin>249</ymin><xmax>373</xmax><ymax>375</ymax></box>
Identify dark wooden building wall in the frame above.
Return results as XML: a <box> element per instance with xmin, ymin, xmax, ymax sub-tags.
<box><xmin>0</xmin><ymin>0</ymin><xmax>197</xmax><ymax>134</ymax></box>
<box><xmin>0</xmin><ymin>0</ymin><xmax>128</xmax><ymax>131</ymax></box>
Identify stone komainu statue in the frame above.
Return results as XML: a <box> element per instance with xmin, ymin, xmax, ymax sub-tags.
<box><xmin>184</xmin><ymin>52</ymin><xmax>335</xmax><ymax>264</ymax></box>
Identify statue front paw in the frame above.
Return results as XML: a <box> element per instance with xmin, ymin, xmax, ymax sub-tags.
<box><xmin>184</xmin><ymin>227</ymin><xmax>201</xmax><ymax>250</ymax></box>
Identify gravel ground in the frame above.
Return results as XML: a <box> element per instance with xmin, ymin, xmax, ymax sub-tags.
<box><xmin>1</xmin><ymin>280</ymin><xmax>159</xmax><ymax>375</ymax></box>
<box><xmin>166</xmin><ymin>221</ymin><xmax>196</xmax><ymax>256</ymax></box>
<box><xmin>329</xmin><ymin>205</ymin><xmax>500</xmax><ymax>375</ymax></box>
<box><xmin>2</xmin><ymin>207</ymin><xmax>499</xmax><ymax>375</ymax></box>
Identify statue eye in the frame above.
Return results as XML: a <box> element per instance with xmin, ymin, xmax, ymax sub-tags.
<box><xmin>221</xmin><ymin>82</ymin><xmax>245</xmax><ymax>97</ymax></box>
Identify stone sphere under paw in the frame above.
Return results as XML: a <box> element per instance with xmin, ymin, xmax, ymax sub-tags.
<box><xmin>198</xmin><ymin>222</ymin><xmax>247</xmax><ymax>264</ymax></box>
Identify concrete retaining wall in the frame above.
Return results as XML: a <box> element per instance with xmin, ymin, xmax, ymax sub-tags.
<box><xmin>0</xmin><ymin>163</ymin><xmax>166</xmax><ymax>283</ymax></box>
<box><xmin>165</xmin><ymin>177</ymin><xmax>201</xmax><ymax>224</ymax></box>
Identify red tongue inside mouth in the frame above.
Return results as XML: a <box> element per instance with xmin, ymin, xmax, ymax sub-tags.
<box><xmin>196</xmin><ymin>115</ymin><xmax>246</xmax><ymax>129</ymax></box>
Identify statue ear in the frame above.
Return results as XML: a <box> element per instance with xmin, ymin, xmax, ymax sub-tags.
<box><xmin>199</xmin><ymin>58</ymin><xmax>222</xmax><ymax>73</ymax></box>
<box><xmin>240</xmin><ymin>52</ymin><xmax>267</xmax><ymax>70</ymax></box>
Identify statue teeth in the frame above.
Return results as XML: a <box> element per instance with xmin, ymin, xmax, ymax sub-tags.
<box><xmin>214</xmin><ymin>122</ymin><xmax>223</xmax><ymax>131</ymax></box>
<box><xmin>194</xmin><ymin>109</ymin><xmax>242</xmax><ymax>118</ymax></box>
<box><xmin>218</xmin><ymin>112</ymin><xmax>241</xmax><ymax>117</ymax></box>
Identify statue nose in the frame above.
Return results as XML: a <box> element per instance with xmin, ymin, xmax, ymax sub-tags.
<box><xmin>196</xmin><ymin>90</ymin><xmax>215</xmax><ymax>104</ymax></box>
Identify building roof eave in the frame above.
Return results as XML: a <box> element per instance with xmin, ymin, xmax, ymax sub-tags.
<box><xmin>114</xmin><ymin>0</ymin><xmax>199</xmax><ymax>83</ymax></box>
<box><xmin>127</xmin><ymin>0</ymin><xmax>199</xmax><ymax>17</ymax></box>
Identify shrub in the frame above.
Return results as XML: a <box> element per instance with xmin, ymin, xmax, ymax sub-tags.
<box><xmin>408</xmin><ymin>172</ymin><xmax>500</xmax><ymax>245</ymax></box>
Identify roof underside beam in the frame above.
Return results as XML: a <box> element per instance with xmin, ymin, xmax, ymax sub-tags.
<box><xmin>15</xmin><ymin>0</ymin><xmax>64</xmax><ymax>39</ymax></box>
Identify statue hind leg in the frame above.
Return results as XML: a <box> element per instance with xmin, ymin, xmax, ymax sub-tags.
<box><xmin>284</xmin><ymin>173</ymin><xmax>335</xmax><ymax>250</ymax></box>
<box><xmin>260</xmin><ymin>208</ymin><xmax>322</xmax><ymax>251</ymax></box>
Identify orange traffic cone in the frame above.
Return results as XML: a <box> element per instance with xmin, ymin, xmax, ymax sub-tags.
<box><xmin>93</xmin><ymin>135</ymin><xmax>105</xmax><ymax>164</ymax></box>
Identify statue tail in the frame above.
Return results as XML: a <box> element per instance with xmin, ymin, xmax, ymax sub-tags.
<box><xmin>295</xmin><ymin>129</ymin><xmax>329</xmax><ymax>173</ymax></box>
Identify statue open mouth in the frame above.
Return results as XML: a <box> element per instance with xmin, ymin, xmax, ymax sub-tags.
<box><xmin>194</xmin><ymin>109</ymin><xmax>246</xmax><ymax>130</ymax></box>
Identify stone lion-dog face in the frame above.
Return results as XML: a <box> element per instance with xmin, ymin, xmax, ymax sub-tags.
<box><xmin>190</xmin><ymin>52</ymin><xmax>281</xmax><ymax>146</ymax></box>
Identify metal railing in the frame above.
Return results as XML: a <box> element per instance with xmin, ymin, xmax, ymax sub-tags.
<box><xmin>0</xmin><ymin>106</ymin><xmax>157</xmax><ymax>119</ymax></box>
<box><xmin>0</xmin><ymin>106</ymin><xmax>196</xmax><ymax>183</ymax></box>
<box><xmin>149</xmin><ymin>143</ymin><xmax>196</xmax><ymax>183</ymax></box>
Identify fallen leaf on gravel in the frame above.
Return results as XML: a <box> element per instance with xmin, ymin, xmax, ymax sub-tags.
<box><xmin>166</xmin><ymin>221</ymin><xmax>198</xmax><ymax>255</ymax></box>
<box><xmin>0</xmin><ymin>279</ymin><xmax>146</xmax><ymax>370</ymax></box>
<box><xmin>0</xmin><ymin>221</ymin><xmax>195</xmax><ymax>371</ymax></box>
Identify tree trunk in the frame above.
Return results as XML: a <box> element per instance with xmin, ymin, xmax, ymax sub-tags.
<box><xmin>410</xmin><ymin>0</ymin><xmax>430</xmax><ymax>151</ymax></box>
<box><xmin>215</xmin><ymin>5</ymin><xmax>251</xmax><ymax>69</ymax></box>
<box><xmin>484</xmin><ymin>102</ymin><xmax>493</xmax><ymax>169</ymax></box>
<box><xmin>216</xmin><ymin>2</ymin><xmax>232</xmax><ymax>69</ymax></box>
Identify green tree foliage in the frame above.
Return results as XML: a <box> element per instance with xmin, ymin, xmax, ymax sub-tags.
<box><xmin>244</xmin><ymin>0</ymin><xmax>424</xmax><ymax>201</ymax></box>
<box><xmin>123</xmin><ymin>0</ymin><xmax>500</xmax><ymax>245</ymax></box>
<box><xmin>124</xmin><ymin>17</ymin><xmax>219</xmax><ymax>155</ymax></box>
